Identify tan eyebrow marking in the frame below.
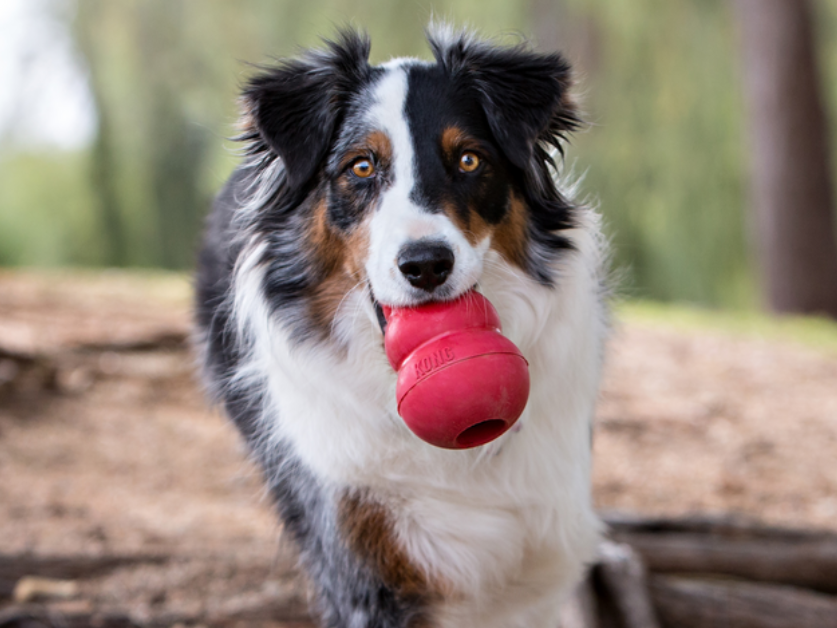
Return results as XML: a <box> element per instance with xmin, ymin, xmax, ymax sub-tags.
<box><xmin>440</xmin><ymin>125</ymin><xmax>469</xmax><ymax>159</ymax></box>
<box><xmin>339</xmin><ymin>130</ymin><xmax>394</xmax><ymax>170</ymax></box>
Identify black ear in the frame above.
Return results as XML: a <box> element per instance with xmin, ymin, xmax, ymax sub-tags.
<box><xmin>429</xmin><ymin>28</ymin><xmax>580</xmax><ymax>170</ymax></box>
<box><xmin>242</xmin><ymin>30</ymin><xmax>372</xmax><ymax>189</ymax></box>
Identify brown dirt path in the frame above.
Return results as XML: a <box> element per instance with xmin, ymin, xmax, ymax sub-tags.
<box><xmin>1</xmin><ymin>270</ymin><xmax>835</xmax><ymax>626</ymax></box>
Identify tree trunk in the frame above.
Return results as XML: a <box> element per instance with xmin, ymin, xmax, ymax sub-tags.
<box><xmin>74</xmin><ymin>2</ymin><xmax>128</xmax><ymax>267</ymax></box>
<box><xmin>734</xmin><ymin>0</ymin><xmax>837</xmax><ymax>317</ymax></box>
<box><xmin>650</xmin><ymin>575</ymin><xmax>837</xmax><ymax>628</ymax></box>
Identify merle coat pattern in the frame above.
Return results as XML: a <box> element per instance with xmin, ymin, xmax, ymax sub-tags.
<box><xmin>196</xmin><ymin>27</ymin><xmax>606</xmax><ymax>628</ymax></box>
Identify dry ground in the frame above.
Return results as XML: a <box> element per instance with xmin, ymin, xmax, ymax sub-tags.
<box><xmin>1</xmin><ymin>270</ymin><xmax>836</xmax><ymax>627</ymax></box>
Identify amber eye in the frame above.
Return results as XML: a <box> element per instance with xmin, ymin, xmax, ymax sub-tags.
<box><xmin>459</xmin><ymin>151</ymin><xmax>480</xmax><ymax>173</ymax></box>
<box><xmin>351</xmin><ymin>158</ymin><xmax>375</xmax><ymax>178</ymax></box>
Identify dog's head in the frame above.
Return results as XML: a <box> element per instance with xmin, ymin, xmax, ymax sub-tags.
<box><xmin>239</xmin><ymin>27</ymin><xmax>580</xmax><ymax>339</ymax></box>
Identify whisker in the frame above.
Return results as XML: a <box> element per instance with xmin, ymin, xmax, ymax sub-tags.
<box><xmin>329</xmin><ymin>279</ymin><xmax>370</xmax><ymax>336</ymax></box>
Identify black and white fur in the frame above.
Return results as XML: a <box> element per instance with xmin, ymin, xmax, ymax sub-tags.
<box><xmin>196</xmin><ymin>26</ymin><xmax>607</xmax><ymax>628</ymax></box>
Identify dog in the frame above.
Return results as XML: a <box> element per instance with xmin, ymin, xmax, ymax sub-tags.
<box><xmin>195</xmin><ymin>25</ymin><xmax>607</xmax><ymax>628</ymax></box>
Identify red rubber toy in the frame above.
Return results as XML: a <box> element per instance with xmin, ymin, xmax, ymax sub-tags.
<box><xmin>382</xmin><ymin>290</ymin><xmax>530</xmax><ymax>449</ymax></box>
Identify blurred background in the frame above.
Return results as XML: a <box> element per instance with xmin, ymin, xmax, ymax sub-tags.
<box><xmin>2</xmin><ymin>3</ymin><xmax>837</xmax><ymax>625</ymax></box>
<box><xmin>1</xmin><ymin>0</ymin><xmax>836</xmax><ymax>313</ymax></box>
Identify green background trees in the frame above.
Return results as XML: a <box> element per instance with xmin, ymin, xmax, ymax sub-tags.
<box><xmin>1</xmin><ymin>0</ymin><xmax>837</xmax><ymax>314</ymax></box>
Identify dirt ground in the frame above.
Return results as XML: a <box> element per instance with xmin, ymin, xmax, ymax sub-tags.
<box><xmin>1</xmin><ymin>270</ymin><xmax>836</xmax><ymax>627</ymax></box>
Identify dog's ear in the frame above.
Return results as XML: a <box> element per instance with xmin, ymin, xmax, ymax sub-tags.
<box><xmin>429</xmin><ymin>28</ymin><xmax>580</xmax><ymax>170</ymax></box>
<box><xmin>242</xmin><ymin>30</ymin><xmax>372</xmax><ymax>190</ymax></box>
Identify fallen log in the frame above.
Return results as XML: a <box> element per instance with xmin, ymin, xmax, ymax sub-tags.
<box><xmin>0</xmin><ymin>606</ymin><xmax>140</xmax><ymax>628</ymax></box>
<box><xmin>0</xmin><ymin>328</ymin><xmax>191</xmax><ymax>399</ymax></box>
<box><xmin>559</xmin><ymin>578</ymin><xmax>599</xmax><ymax>628</ymax></box>
<box><xmin>594</xmin><ymin>542</ymin><xmax>660</xmax><ymax>628</ymax></box>
<box><xmin>0</xmin><ymin>349</ymin><xmax>55</xmax><ymax>399</ymax></box>
<box><xmin>649</xmin><ymin>575</ymin><xmax>837</xmax><ymax>628</ymax></box>
<box><xmin>0</xmin><ymin>553</ymin><xmax>169</xmax><ymax>583</ymax></box>
<box><xmin>603</xmin><ymin>511</ymin><xmax>837</xmax><ymax>541</ymax></box>
<box><xmin>604</xmin><ymin>513</ymin><xmax>837</xmax><ymax>594</ymax></box>
<box><xmin>70</xmin><ymin>331</ymin><xmax>189</xmax><ymax>354</ymax></box>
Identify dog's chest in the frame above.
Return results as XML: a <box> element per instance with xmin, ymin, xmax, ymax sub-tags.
<box><xmin>389</xmin><ymin>464</ymin><xmax>594</xmax><ymax>628</ymax></box>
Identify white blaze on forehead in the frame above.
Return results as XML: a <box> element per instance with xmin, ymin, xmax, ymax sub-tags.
<box><xmin>367</xmin><ymin>65</ymin><xmax>414</xmax><ymax>192</ymax></box>
<box><xmin>363</xmin><ymin>63</ymin><xmax>487</xmax><ymax>307</ymax></box>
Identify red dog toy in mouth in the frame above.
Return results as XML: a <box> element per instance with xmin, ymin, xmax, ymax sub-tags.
<box><xmin>382</xmin><ymin>290</ymin><xmax>530</xmax><ymax>449</ymax></box>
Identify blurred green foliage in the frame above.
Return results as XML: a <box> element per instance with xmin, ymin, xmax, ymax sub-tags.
<box><xmin>1</xmin><ymin>0</ymin><xmax>836</xmax><ymax>310</ymax></box>
<box><xmin>568</xmin><ymin>1</ymin><xmax>752</xmax><ymax>307</ymax></box>
<box><xmin>620</xmin><ymin>297</ymin><xmax>837</xmax><ymax>355</ymax></box>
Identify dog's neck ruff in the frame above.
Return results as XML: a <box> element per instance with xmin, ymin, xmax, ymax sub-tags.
<box><xmin>197</xmin><ymin>33</ymin><xmax>606</xmax><ymax>627</ymax></box>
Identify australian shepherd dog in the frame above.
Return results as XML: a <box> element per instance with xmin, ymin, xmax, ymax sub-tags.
<box><xmin>196</xmin><ymin>25</ymin><xmax>607</xmax><ymax>628</ymax></box>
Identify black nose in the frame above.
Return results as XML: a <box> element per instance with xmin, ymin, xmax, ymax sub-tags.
<box><xmin>397</xmin><ymin>241</ymin><xmax>455</xmax><ymax>292</ymax></box>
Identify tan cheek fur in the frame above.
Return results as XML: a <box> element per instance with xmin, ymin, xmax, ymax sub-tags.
<box><xmin>442</xmin><ymin>193</ymin><xmax>529</xmax><ymax>271</ymax></box>
<box><xmin>307</xmin><ymin>198</ymin><xmax>371</xmax><ymax>334</ymax></box>
<box><xmin>490</xmin><ymin>192</ymin><xmax>529</xmax><ymax>270</ymax></box>
<box><xmin>307</xmin><ymin>130</ymin><xmax>394</xmax><ymax>334</ymax></box>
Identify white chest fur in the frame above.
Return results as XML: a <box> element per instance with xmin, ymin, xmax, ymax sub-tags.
<box><xmin>233</xmin><ymin>209</ymin><xmax>606</xmax><ymax>627</ymax></box>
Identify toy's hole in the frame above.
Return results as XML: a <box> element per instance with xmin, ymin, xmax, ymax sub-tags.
<box><xmin>455</xmin><ymin>420</ymin><xmax>507</xmax><ymax>448</ymax></box>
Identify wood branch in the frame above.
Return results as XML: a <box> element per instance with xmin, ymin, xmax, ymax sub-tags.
<box><xmin>604</xmin><ymin>513</ymin><xmax>837</xmax><ymax>593</ymax></box>
<box><xmin>0</xmin><ymin>553</ymin><xmax>169</xmax><ymax>582</ymax></box>
<box><xmin>0</xmin><ymin>329</ymin><xmax>190</xmax><ymax>398</ymax></box>
<box><xmin>0</xmin><ymin>330</ymin><xmax>188</xmax><ymax>363</ymax></box>
<box><xmin>0</xmin><ymin>594</ymin><xmax>314</xmax><ymax>628</ymax></box>
<box><xmin>0</xmin><ymin>350</ymin><xmax>55</xmax><ymax>398</ymax></box>
<box><xmin>614</xmin><ymin>531</ymin><xmax>837</xmax><ymax>594</ymax></box>
<box><xmin>0</xmin><ymin>607</ymin><xmax>315</xmax><ymax>628</ymax></box>
<box><xmin>559</xmin><ymin>577</ymin><xmax>599</xmax><ymax>628</ymax></box>
<box><xmin>594</xmin><ymin>542</ymin><xmax>660</xmax><ymax>628</ymax></box>
<box><xmin>0</xmin><ymin>607</ymin><xmax>140</xmax><ymax>628</ymax></box>
<box><xmin>650</xmin><ymin>575</ymin><xmax>837</xmax><ymax>628</ymax></box>
<box><xmin>70</xmin><ymin>331</ymin><xmax>189</xmax><ymax>354</ymax></box>
<box><xmin>603</xmin><ymin>511</ymin><xmax>834</xmax><ymax>540</ymax></box>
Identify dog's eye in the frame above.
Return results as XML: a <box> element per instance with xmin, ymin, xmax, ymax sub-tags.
<box><xmin>351</xmin><ymin>158</ymin><xmax>375</xmax><ymax>179</ymax></box>
<box><xmin>459</xmin><ymin>152</ymin><xmax>480</xmax><ymax>173</ymax></box>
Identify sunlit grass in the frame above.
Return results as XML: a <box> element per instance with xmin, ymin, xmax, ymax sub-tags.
<box><xmin>617</xmin><ymin>299</ymin><xmax>837</xmax><ymax>354</ymax></box>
